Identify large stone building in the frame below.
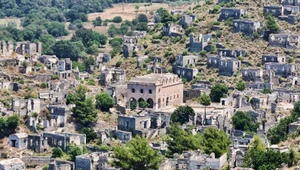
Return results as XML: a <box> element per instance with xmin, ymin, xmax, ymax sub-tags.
<box><xmin>127</xmin><ymin>73</ymin><xmax>183</xmax><ymax>111</ymax></box>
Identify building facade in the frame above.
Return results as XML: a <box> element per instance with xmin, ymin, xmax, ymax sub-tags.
<box><xmin>127</xmin><ymin>73</ymin><xmax>183</xmax><ymax>111</ymax></box>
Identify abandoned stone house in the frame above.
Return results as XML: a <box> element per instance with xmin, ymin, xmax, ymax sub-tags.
<box><xmin>96</xmin><ymin>53</ymin><xmax>111</xmax><ymax>69</ymax></box>
<box><xmin>9</xmin><ymin>132</ymin><xmax>28</xmax><ymax>150</ymax></box>
<box><xmin>232</xmin><ymin>19</ymin><xmax>262</xmax><ymax>37</ymax></box>
<box><xmin>218</xmin><ymin>49</ymin><xmax>246</xmax><ymax>58</ymax></box>
<box><xmin>132</xmin><ymin>30</ymin><xmax>147</xmax><ymax>38</ymax></box>
<box><xmin>262</xmin><ymin>54</ymin><xmax>286</xmax><ymax>64</ymax></box>
<box><xmin>28</xmin><ymin>134</ymin><xmax>49</xmax><ymax>153</ymax></box>
<box><xmin>162</xmin><ymin>151</ymin><xmax>227</xmax><ymax>170</ymax></box>
<box><xmin>127</xmin><ymin>73</ymin><xmax>183</xmax><ymax>111</ymax></box>
<box><xmin>288</xmin><ymin>118</ymin><xmax>300</xmax><ymax>133</ymax></box>
<box><xmin>48</xmin><ymin>159</ymin><xmax>75</xmax><ymax>170</ymax></box>
<box><xmin>0</xmin><ymin>41</ymin><xmax>14</xmax><ymax>57</ymax></box>
<box><xmin>218</xmin><ymin>8</ymin><xmax>247</xmax><ymax>21</ymax></box>
<box><xmin>207</xmin><ymin>56</ymin><xmax>241</xmax><ymax>76</ymax></box>
<box><xmin>0</xmin><ymin>158</ymin><xmax>25</xmax><ymax>170</ymax></box>
<box><xmin>11</xmin><ymin>98</ymin><xmax>41</xmax><ymax>116</ymax></box>
<box><xmin>100</xmin><ymin>67</ymin><xmax>126</xmax><ymax>86</ymax></box>
<box><xmin>263</xmin><ymin>6</ymin><xmax>284</xmax><ymax>17</ymax></box>
<box><xmin>116</xmin><ymin>112</ymin><xmax>169</xmax><ymax>142</ymax></box>
<box><xmin>57</xmin><ymin>58</ymin><xmax>72</xmax><ymax>72</ymax></box>
<box><xmin>48</xmin><ymin>105</ymin><xmax>68</xmax><ymax>127</ymax></box>
<box><xmin>39</xmin><ymin>55</ymin><xmax>59</xmax><ymax>70</ymax></box>
<box><xmin>75</xmin><ymin>152</ymin><xmax>117</xmax><ymax>170</ymax></box>
<box><xmin>241</xmin><ymin>68</ymin><xmax>263</xmax><ymax>81</ymax></box>
<box><xmin>269</xmin><ymin>33</ymin><xmax>300</xmax><ymax>49</ymax></box>
<box><xmin>264</xmin><ymin>63</ymin><xmax>296</xmax><ymax>78</ymax></box>
<box><xmin>179</xmin><ymin>14</ymin><xmax>197</xmax><ymax>28</ymax></box>
<box><xmin>122</xmin><ymin>35</ymin><xmax>143</xmax><ymax>58</ymax></box>
<box><xmin>188</xmin><ymin>33</ymin><xmax>212</xmax><ymax>52</ymax></box>
<box><xmin>172</xmin><ymin>55</ymin><xmax>199</xmax><ymax>81</ymax></box>
<box><xmin>281</xmin><ymin>0</ymin><xmax>300</xmax><ymax>7</ymax></box>
<box><xmin>123</xmin><ymin>43</ymin><xmax>144</xmax><ymax>58</ymax></box>
<box><xmin>283</xmin><ymin>5</ymin><xmax>300</xmax><ymax>15</ymax></box>
<box><xmin>43</xmin><ymin>132</ymin><xmax>86</xmax><ymax>151</ymax></box>
<box><xmin>162</xmin><ymin>24</ymin><xmax>184</xmax><ymax>37</ymax></box>
<box><xmin>15</xmin><ymin>42</ymin><xmax>42</xmax><ymax>56</ymax></box>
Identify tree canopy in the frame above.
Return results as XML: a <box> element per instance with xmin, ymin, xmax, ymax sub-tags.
<box><xmin>244</xmin><ymin>136</ymin><xmax>297</xmax><ymax>169</ymax></box>
<box><xmin>68</xmin><ymin>85</ymin><xmax>98</xmax><ymax>126</ymax></box>
<box><xmin>167</xmin><ymin>124</ymin><xmax>202</xmax><ymax>156</ymax></box>
<box><xmin>0</xmin><ymin>115</ymin><xmax>19</xmax><ymax>139</ymax></box>
<box><xmin>210</xmin><ymin>83</ymin><xmax>228</xmax><ymax>102</ymax></box>
<box><xmin>267</xmin><ymin>101</ymin><xmax>300</xmax><ymax>144</ymax></box>
<box><xmin>95</xmin><ymin>92</ymin><xmax>114</xmax><ymax>112</ymax></box>
<box><xmin>265</xmin><ymin>12</ymin><xmax>279</xmax><ymax>34</ymax></box>
<box><xmin>112</xmin><ymin>136</ymin><xmax>163</xmax><ymax>170</ymax></box>
<box><xmin>201</xmin><ymin>127</ymin><xmax>231</xmax><ymax>158</ymax></box>
<box><xmin>231</xmin><ymin>111</ymin><xmax>259</xmax><ymax>132</ymax></box>
<box><xmin>170</xmin><ymin>106</ymin><xmax>195</xmax><ymax>125</ymax></box>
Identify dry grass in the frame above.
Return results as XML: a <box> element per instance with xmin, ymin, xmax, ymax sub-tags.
<box><xmin>0</xmin><ymin>18</ymin><xmax>21</xmax><ymax>29</ymax></box>
<box><xmin>88</xmin><ymin>3</ymin><xmax>170</xmax><ymax>21</ymax></box>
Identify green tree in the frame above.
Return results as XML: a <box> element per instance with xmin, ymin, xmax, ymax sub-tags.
<box><xmin>171</xmin><ymin>106</ymin><xmax>195</xmax><ymax>125</ymax></box>
<box><xmin>112</xmin><ymin>135</ymin><xmax>163</xmax><ymax>170</ymax></box>
<box><xmin>45</xmin><ymin>21</ymin><xmax>69</xmax><ymax>37</ymax></box>
<box><xmin>68</xmin><ymin>145</ymin><xmax>83</xmax><ymax>161</ymax></box>
<box><xmin>51</xmin><ymin>40</ymin><xmax>81</xmax><ymax>61</ymax></box>
<box><xmin>73</xmin><ymin>97</ymin><xmax>98</xmax><ymax>126</ymax></box>
<box><xmin>52</xmin><ymin>147</ymin><xmax>63</xmax><ymax>158</ymax></box>
<box><xmin>93</xmin><ymin>17</ymin><xmax>102</xmax><ymax>26</ymax></box>
<box><xmin>265</xmin><ymin>12</ymin><xmax>279</xmax><ymax>33</ymax></box>
<box><xmin>210</xmin><ymin>83</ymin><xmax>228</xmax><ymax>102</ymax></box>
<box><xmin>167</xmin><ymin>124</ymin><xmax>202</xmax><ymax>156</ymax></box>
<box><xmin>112</xmin><ymin>16</ymin><xmax>123</xmax><ymax>23</ymax></box>
<box><xmin>199</xmin><ymin>93</ymin><xmax>211</xmax><ymax>125</ymax></box>
<box><xmin>68</xmin><ymin>85</ymin><xmax>98</xmax><ymax>126</ymax></box>
<box><xmin>137</xmin><ymin>14</ymin><xmax>148</xmax><ymax>23</ymax></box>
<box><xmin>201</xmin><ymin>127</ymin><xmax>230</xmax><ymax>158</ymax></box>
<box><xmin>244</xmin><ymin>136</ymin><xmax>295</xmax><ymax>169</ymax></box>
<box><xmin>80</xmin><ymin>127</ymin><xmax>97</xmax><ymax>143</ymax></box>
<box><xmin>235</xmin><ymin>80</ymin><xmax>246</xmax><ymax>91</ymax></box>
<box><xmin>95</xmin><ymin>92</ymin><xmax>114</xmax><ymax>112</ymax></box>
<box><xmin>231</xmin><ymin>111</ymin><xmax>259</xmax><ymax>132</ymax></box>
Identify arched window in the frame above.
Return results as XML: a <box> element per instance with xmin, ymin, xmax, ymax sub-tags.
<box><xmin>140</xmin><ymin>89</ymin><xmax>144</xmax><ymax>93</ymax></box>
<box><xmin>149</xmin><ymin>89</ymin><xmax>152</xmax><ymax>94</ymax></box>
<box><xmin>131</xmin><ymin>88</ymin><xmax>135</xmax><ymax>93</ymax></box>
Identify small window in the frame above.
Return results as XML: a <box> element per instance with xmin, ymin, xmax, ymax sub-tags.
<box><xmin>140</xmin><ymin>89</ymin><xmax>144</xmax><ymax>93</ymax></box>
<box><xmin>159</xmin><ymin>89</ymin><xmax>161</xmax><ymax>93</ymax></box>
<box><xmin>177</xmin><ymin>94</ymin><xmax>179</xmax><ymax>98</ymax></box>
<box><xmin>149</xmin><ymin>89</ymin><xmax>152</xmax><ymax>94</ymax></box>
<box><xmin>131</xmin><ymin>88</ymin><xmax>135</xmax><ymax>93</ymax></box>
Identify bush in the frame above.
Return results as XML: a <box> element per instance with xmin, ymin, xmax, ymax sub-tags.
<box><xmin>116</xmin><ymin>61</ymin><xmax>122</xmax><ymax>67</ymax></box>
<box><xmin>253</xmin><ymin>32</ymin><xmax>260</xmax><ymax>39</ymax></box>
<box><xmin>212</xmin><ymin>5</ymin><xmax>221</xmax><ymax>14</ymax></box>
<box><xmin>40</xmin><ymin>82</ymin><xmax>47</xmax><ymax>89</ymax></box>
<box><xmin>216</xmin><ymin>30</ymin><xmax>222</xmax><ymax>38</ymax></box>
<box><xmin>52</xmin><ymin>147</ymin><xmax>63</xmax><ymax>158</ymax></box>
